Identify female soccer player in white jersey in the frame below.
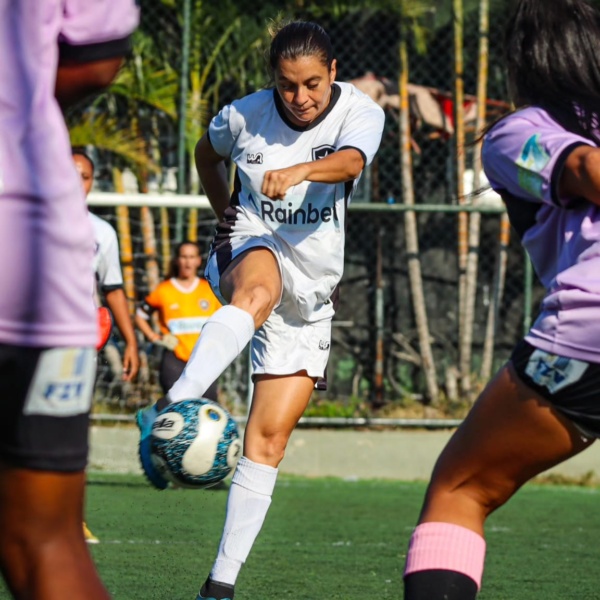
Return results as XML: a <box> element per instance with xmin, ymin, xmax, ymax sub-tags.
<box><xmin>403</xmin><ymin>1</ymin><xmax>600</xmax><ymax>598</ymax></box>
<box><xmin>0</xmin><ymin>1</ymin><xmax>138</xmax><ymax>598</ymax></box>
<box><xmin>136</xmin><ymin>20</ymin><xmax>385</xmax><ymax>600</ymax></box>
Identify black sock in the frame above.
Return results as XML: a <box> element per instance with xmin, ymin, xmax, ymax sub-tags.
<box><xmin>404</xmin><ymin>569</ymin><xmax>478</xmax><ymax>600</ymax></box>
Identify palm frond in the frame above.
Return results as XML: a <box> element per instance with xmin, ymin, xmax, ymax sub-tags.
<box><xmin>69</xmin><ymin>114</ymin><xmax>160</xmax><ymax>174</ymax></box>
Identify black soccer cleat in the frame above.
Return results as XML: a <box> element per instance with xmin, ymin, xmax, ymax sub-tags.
<box><xmin>196</xmin><ymin>577</ymin><xmax>235</xmax><ymax>600</ymax></box>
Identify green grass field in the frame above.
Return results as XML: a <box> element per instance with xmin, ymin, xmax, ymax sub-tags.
<box><xmin>2</xmin><ymin>474</ymin><xmax>600</xmax><ymax>599</ymax></box>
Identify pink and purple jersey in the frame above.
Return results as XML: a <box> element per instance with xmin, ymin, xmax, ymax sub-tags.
<box><xmin>483</xmin><ymin>106</ymin><xmax>600</xmax><ymax>363</ymax></box>
<box><xmin>0</xmin><ymin>0</ymin><xmax>139</xmax><ymax>347</ymax></box>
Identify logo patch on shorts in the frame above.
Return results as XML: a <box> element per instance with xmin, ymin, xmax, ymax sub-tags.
<box><xmin>318</xmin><ymin>340</ymin><xmax>330</xmax><ymax>351</ymax></box>
<box><xmin>525</xmin><ymin>349</ymin><xmax>588</xmax><ymax>393</ymax></box>
<box><xmin>23</xmin><ymin>348</ymin><xmax>95</xmax><ymax>417</ymax></box>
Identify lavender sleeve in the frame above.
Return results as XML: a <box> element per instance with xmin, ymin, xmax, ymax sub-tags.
<box><xmin>58</xmin><ymin>0</ymin><xmax>140</xmax><ymax>61</ymax></box>
<box><xmin>482</xmin><ymin>107</ymin><xmax>592</xmax><ymax>207</ymax></box>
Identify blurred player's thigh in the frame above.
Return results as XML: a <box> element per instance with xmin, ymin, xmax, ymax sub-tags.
<box><xmin>0</xmin><ymin>345</ymin><xmax>96</xmax><ymax>471</ymax></box>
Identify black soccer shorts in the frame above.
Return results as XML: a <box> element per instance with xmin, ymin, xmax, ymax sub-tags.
<box><xmin>511</xmin><ymin>339</ymin><xmax>600</xmax><ymax>438</ymax></box>
<box><xmin>0</xmin><ymin>344</ymin><xmax>96</xmax><ymax>471</ymax></box>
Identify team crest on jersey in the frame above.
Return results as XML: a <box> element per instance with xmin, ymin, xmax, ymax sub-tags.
<box><xmin>312</xmin><ymin>145</ymin><xmax>336</xmax><ymax>161</ymax></box>
<box><xmin>199</xmin><ymin>299</ymin><xmax>210</xmax><ymax>310</ymax></box>
<box><xmin>515</xmin><ymin>134</ymin><xmax>550</xmax><ymax>199</ymax></box>
<box><xmin>247</xmin><ymin>152</ymin><xmax>263</xmax><ymax>164</ymax></box>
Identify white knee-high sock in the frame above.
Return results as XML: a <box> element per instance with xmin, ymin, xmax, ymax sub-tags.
<box><xmin>210</xmin><ymin>457</ymin><xmax>278</xmax><ymax>586</ymax></box>
<box><xmin>168</xmin><ymin>305</ymin><xmax>255</xmax><ymax>402</ymax></box>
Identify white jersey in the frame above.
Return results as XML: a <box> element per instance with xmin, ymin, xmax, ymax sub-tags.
<box><xmin>208</xmin><ymin>82</ymin><xmax>385</xmax><ymax>321</ymax></box>
<box><xmin>90</xmin><ymin>212</ymin><xmax>123</xmax><ymax>292</ymax></box>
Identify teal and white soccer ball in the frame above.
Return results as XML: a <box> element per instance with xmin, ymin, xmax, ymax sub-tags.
<box><xmin>150</xmin><ymin>399</ymin><xmax>242</xmax><ymax>489</ymax></box>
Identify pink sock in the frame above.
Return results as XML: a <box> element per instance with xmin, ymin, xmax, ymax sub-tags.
<box><xmin>404</xmin><ymin>522</ymin><xmax>486</xmax><ymax>589</ymax></box>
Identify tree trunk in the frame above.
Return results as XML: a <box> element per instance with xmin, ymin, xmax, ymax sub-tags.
<box><xmin>460</xmin><ymin>0</ymin><xmax>489</xmax><ymax>399</ymax></box>
<box><xmin>453</xmin><ymin>0</ymin><xmax>469</xmax><ymax>394</ymax></box>
<box><xmin>187</xmin><ymin>207</ymin><xmax>198</xmax><ymax>242</ymax></box>
<box><xmin>140</xmin><ymin>206</ymin><xmax>160</xmax><ymax>292</ymax></box>
<box><xmin>399</xmin><ymin>26</ymin><xmax>439</xmax><ymax>404</ymax></box>
<box><xmin>112</xmin><ymin>168</ymin><xmax>136</xmax><ymax>314</ymax></box>
<box><xmin>480</xmin><ymin>212</ymin><xmax>510</xmax><ymax>380</ymax></box>
<box><xmin>160</xmin><ymin>206</ymin><xmax>171</xmax><ymax>276</ymax></box>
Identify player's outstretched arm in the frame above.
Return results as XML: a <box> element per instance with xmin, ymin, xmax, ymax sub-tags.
<box><xmin>195</xmin><ymin>134</ymin><xmax>231</xmax><ymax>221</ymax></box>
<box><xmin>105</xmin><ymin>289</ymin><xmax>139</xmax><ymax>381</ymax></box>
<box><xmin>261</xmin><ymin>147</ymin><xmax>365</xmax><ymax>200</ymax></box>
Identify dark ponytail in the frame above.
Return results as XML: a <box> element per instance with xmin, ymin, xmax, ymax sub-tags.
<box><xmin>505</xmin><ymin>0</ymin><xmax>600</xmax><ymax>143</ymax></box>
<box><xmin>268</xmin><ymin>21</ymin><xmax>333</xmax><ymax>76</ymax></box>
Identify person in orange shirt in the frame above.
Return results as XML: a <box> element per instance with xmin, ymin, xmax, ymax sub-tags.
<box><xmin>135</xmin><ymin>241</ymin><xmax>222</xmax><ymax>401</ymax></box>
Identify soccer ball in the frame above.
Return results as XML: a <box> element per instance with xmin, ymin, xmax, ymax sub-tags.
<box><xmin>150</xmin><ymin>399</ymin><xmax>242</xmax><ymax>489</ymax></box>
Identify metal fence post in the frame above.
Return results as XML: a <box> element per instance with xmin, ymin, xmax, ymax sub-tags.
<box><xmin>176</xmin><ymin>0</ymin><xmax>191</xmax><ymax>242</ymax></box>
<box><xmin>523</xmin><ymin>253</ymin><xmax>533</xmax><ymax>335</ymax></box>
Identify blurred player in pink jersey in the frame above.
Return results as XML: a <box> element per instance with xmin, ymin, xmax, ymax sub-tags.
<box><xmin>403</xmin><ymin>1</ymin><xmax>600</xmax><ymax>598</ymax></box>
<box><xmin>0</xmin><ymin>2</ymin><xmax>138</xmax><ymax>598</ymax></box>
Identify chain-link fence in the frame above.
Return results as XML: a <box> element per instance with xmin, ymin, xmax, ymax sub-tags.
<box><xmin>90</xmin><ymin>198</ymin><xmax>540</xmax><ymax>414</ymax></box>
<box><xmin>75</xmin><ymin>0</ymin><xmax>543</xmax><ymax>413</ymax></box>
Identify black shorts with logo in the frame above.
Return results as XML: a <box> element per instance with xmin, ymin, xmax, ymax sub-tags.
<box><xmin>0</xmin><ymin>344</ymin><xmax>95</xmax><ymax>471</ymax></box>
<box><xmin>511</xmin><ymin>339</ymin><xmax>600</xmax><ymax>437</ymax></box>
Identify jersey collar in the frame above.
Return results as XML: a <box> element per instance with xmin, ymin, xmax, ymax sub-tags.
<box><xmin>273</xmin><ymin>83</ymin><xmax>341</xmax><ymax>132</ymax></box>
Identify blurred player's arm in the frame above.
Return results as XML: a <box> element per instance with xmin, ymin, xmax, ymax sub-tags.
<box><xmin>135</xmin><ymin>306</ymin><xmax>161</xmax><ymax>343</ymax></box>
<box><xmin>55</xmin><ymin>57</ymin><xmax>124</xmax><ymax>109</ymax></box>
<box><xmin>195</xmin><ymin>134</ymin><xmax>231</xmax><ymax>221</ymax></box>
<box><xmin>104</xmin><ymin>288</ymin><xmax>139</xmax><ymax>382</ymax></box>
<box><xmin>55</xmin><ymin>0</ymin><xmax>140</xmax><ymax>109</ymax></box>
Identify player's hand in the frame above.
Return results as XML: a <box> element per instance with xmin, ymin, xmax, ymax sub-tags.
<box><xmin>122</xmin><ymin>343</ymin><xmax>139</xmax><ymax>382</ymax></box>
<box><xmin>262</xmin><ymin>164</ymin><xmax>310</xmax><ymax>200</ymax></box>
<box><xmin>155</xmin><ymin>333</ymin><xmax>179</xmax><ymax>352</ymax></box>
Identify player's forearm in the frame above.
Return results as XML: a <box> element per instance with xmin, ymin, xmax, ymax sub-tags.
<box><xmin>262</xmin><ymin>148</ymin><xmax>365</xmax><ymax>200</ymax></box>
<box><xmin>55</xmin><ymin>57</ymin><xmax>124</xmax><ymax>109</ymax></box>
<box><xmin>134</xmin><ymin>312</ymin><xmax>160</xmax><ymax>342</ymax></box>
<box><xmin>304</xmin><ymin>148</ymin><xmax>365</xmax><ymax>183</ymax></box>
<box><xmin>105</xmin><ymin>290</ymin><xmax>137</xmax><ymax>348</ymax></box>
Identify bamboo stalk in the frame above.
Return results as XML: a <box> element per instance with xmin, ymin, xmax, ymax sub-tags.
<box><xmin>453</xmin><ymin>0</ymin><xmax>468</xmax><ymax>389</ymax></box>
<box><xmin>480</xmin><ymin>212</ymin><xmax>510</xmax><ymax>380</ymax></box>
<box><xmin>399</xmin><ymin>16</ymin><xmax>439</xmax><ymax>404</ymax></box>
<box><xmin>112</xmin><ymin>168</ymin><xmax>136</xmax><ymax>314</ymax></box>
<box><xmin>187</xmin><ymin>207</ymin><xmax>198</xmax><ymax>241</ymax></box>
<box><xmin>140</xmin><ymin>206</ymin><xmax>160</xmax><ymax>291</ymax></box>
<box><xmin>460</xmin><ymin>0</ymin><xmax>489</xmax><ymax>397</ymax></box>
<box><xmin>160</xmin><ymin>206</ymin><xmax>171</xmax><ymax>276</ymax></box>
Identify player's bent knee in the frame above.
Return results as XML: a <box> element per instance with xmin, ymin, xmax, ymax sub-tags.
<box><xmin>427</xmin><ymin>476</ymin><xmax>517</xmax><ymax>519</ymax></box>
<box><xmin>245</xmin><ymin>434</ymin><xmax>288</xmax><ymax>466</ymax></box>
<box><xmin>232</xmin><ymin>286</ymin><xmax>278</xmax><ymax>327</ymax></box>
